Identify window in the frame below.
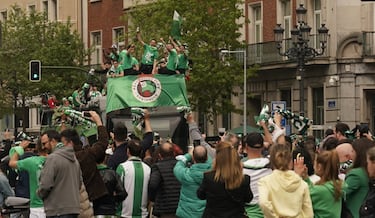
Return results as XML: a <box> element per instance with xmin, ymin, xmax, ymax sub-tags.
<box><xmin>282</xmin><ymin>0</ymin><xmax>291</xmax><ymax>39</ymax></box>
<box><xmin>91</xmin><ymin>31</ymin><xmax>102</xmax><ymax>47</ymax></box>
<box><xmin>113</xmin><ymin>27</ymin><xmax>125</xmax><ymax>46</ymax></box>
<box><xmin>280</xmin><ymin>89</ymin><xmax>292</xmax><ymax>110</ymax></box>
<box><xmin>254</xmin><ymin>6</ymin><xmax>262</xmax><ymax>43</ymax></box>
<box><xmin>250</xmin><ymin>4</ymin><xmax>262</xmax><ymax>60</ymax></box>
<box><xmin>280</xmin><ymin>89</ymin><xmax>292</xmax><ymax>134</ymax></box>
<box><xmin>28</xmin><ymin>5</ymin><xmax>36</xmax><ymax>14</ymax></box>
<box><xmin>313</xmin><ymin>0</ymin><xmax>321</xmax><ymax>48</ymax></box>
<box><xmin>0</xmin><ymin>10</ymin><xmax>7</xmax><ymax>22</ymax></box>
<box><xmin>91</xmin><ymin>31</ymin><xmax>102</xmax><ymax>65</ymax></box>
<box><xmin>51</xmin><ymin>0</ymin><xmax>58</xmax><ymax>21</ymax></box>
<box><xmin>312</xmin><ymin>87</ymin><xmax>324</xmax><ymax>139</ymax></box>
<box><xmin>248</xmin><ymin>4</ymin><xmax>262</xmax><ymax>44</ymax></box>
<box><xmin>42</xmin><ymin>1</ymin><xmax>48</xmax><ymax>16</ymax></box>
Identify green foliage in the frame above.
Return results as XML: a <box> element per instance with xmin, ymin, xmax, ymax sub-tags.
<box><xmin>0</xmin><ymin>6</ymin><xmax>88</xmax><ymax>117</ymax></box>
<box><xmin>128</xmin><ymin>0</ymin><xmax>257</xmax><ymax>124</ymax></box>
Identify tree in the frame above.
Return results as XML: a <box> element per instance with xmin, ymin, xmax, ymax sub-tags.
<box><xmin>0</xmin><ymin>6</ymin><xmax>88</xmax><ymax>120</ymax></box>
<box><xmin>128</xmin><ymin>0</ymin><xmax>257</xmax><ymax>133</ymax></box>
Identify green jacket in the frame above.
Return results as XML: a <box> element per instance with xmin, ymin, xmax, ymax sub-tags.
<box><xmin>173</xmin><ymin>154</ymin><xmax>212</xmax><ymax>218</ymax></box>
<box><xmin>305</xmin><ymin>179</ymin><xmax>342</xmax><ymax>218</ymax></box>
<box><xmin>344</xmin><ymin>167</ymin><xmax>369</xmax><ymax>218</ymax></box>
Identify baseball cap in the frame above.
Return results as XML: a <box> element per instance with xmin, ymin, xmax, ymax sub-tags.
<box><xmin>245</xmin><ymin>132</ymin><xmax>264</xmax><ymax>149</ymax></box>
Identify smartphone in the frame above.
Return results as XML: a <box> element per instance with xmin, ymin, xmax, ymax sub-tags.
<box><xmin>83</xmin><ymin>111</ymin><xmax>91</xmax><ymax>117</ymax></box>
<box><xmin>193</xmin><ymin>139</ymin><xmax>200</xmax><ymax>147</ymax></box>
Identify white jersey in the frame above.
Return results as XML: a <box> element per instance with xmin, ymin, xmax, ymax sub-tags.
<box><xmin>242</xmin><ymin>157</ymin><xmax>272</xmax><ymax>205</ymax></box>
<box><xmin>116</xmin><ymin>157</ymin><xmax>151</xmax><ymax>218</ymax></box>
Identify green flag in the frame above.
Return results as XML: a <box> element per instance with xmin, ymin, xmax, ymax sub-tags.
<box><xmin>106</xmin><ymin>74</ymin><xmax>190</xmax><ymax>113</ymax></box>
<box><xmin>171</xmin><ymin>10</ymin><xmax>182</xmax><ymax>40</ymax></box>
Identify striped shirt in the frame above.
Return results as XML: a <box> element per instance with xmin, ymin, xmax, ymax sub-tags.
<box><xmin>116</xmin><ymin>157</ymin><xmax>151</xmax><ymax>218</ymax></box>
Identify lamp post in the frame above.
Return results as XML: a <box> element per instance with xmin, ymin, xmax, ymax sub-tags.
<box><xmin>274</xmin><ymin>4</ymin><xmax>328</xmax><ymax>116</ymax></box>
<box><xmin>220</xmin><ymin>49</ymin><xmax>247</xmax><ymax>135</ymax></box>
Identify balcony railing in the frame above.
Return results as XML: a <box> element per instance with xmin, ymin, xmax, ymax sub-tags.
<box><xmin>246</xmin><ymin>34</ymin><xmax>330</xmax><ymax>65</ymax></box>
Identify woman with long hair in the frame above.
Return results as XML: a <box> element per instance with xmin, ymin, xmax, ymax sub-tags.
<box><xmin>295</xmin><ymin>150</ymin><xmax>343</xmax><ymax>217</ymax></box>
<box><xmin>258</xmin><ymin>143</ymin><xmax>313</xmax><ymax>218</ymax></box>
<box><xmin>197</xmin><ymin>141</ymin><xmax>253</xmax><ymax>218</ymax></box>
<box><xmin>344</xmin><ymin>138</ymin><xmax>375</xmax><ymax>218</ymax></box>
<box><xmin>359</xmin><ymin>146</ymin><xmax>375</xmax><ymax>217</ymax></box>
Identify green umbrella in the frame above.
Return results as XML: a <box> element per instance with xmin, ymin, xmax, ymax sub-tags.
<box><xmin>229</xmin><ymin>125</ymin><xmax>262</xmax><ymax>135</ymax></box>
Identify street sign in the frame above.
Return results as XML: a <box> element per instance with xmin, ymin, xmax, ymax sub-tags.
<box><xmin>271</xmin><ymin>101</ymin><xmax>287</xmax><ymax>126</ymax></box>
<box><xmin>271</xmin><ymin>101</ymin><xmax>286</xmax><ymax>111</ymax></box>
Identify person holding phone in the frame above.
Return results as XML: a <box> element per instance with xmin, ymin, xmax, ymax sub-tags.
<box><xmin>9</xmin><ymin>138</ymin><xmax>49</xmax><ymax>217</ymax></box>
<box><xmin>173</xmin><ymin>145</ymin><xmax>212</xmax><ymax>218</ymax></box>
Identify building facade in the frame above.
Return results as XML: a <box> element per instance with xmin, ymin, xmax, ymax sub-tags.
<box><xmin>88</xmin><ymin>0</ymin><xmax>126</xmax><ymax>66</ymax></box>
<box><xmin>238</xmin><ymin>0</ymin><xmax>375</xmax><ymax>139</ymax></box>
<box><xmin>0</xmin><ymin>0</ymin><xmax>88</xmax><ymax>134</ymax></box>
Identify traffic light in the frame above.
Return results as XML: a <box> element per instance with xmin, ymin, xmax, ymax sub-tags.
<box><xmin>29</xmin><ymin>60</ymin><xmax>41</xmax><ymax>82</ymax></box>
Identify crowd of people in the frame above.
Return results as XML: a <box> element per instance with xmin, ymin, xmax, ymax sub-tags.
<box><xmin>0</xmin><ymin>107</ymin><xmax>375</xmax><ymax>218</ymax></box>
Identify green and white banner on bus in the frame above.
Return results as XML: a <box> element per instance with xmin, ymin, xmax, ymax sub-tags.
<box><xmin>106</xmin><ymin>74</ymin><xmax>190</xmax><ymax>113</ymax></box>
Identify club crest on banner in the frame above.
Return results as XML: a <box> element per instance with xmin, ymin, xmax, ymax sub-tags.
<box><xmin>131</xmin><ymin>76</ymin><xmax>162</xmax><ymax>103</ymax></box>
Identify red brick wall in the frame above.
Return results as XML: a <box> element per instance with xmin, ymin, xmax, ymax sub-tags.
<box><xmin>88</xmin><ymin>0</ymin><xmax>126</xmax><ymax>50</ymax></box>
<box><xmin>262</xmin><ymin>0</ymin><xmax>277</xmax><ymax>42</ymax></box>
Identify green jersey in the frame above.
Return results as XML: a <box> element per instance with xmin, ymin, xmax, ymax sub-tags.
<box><xmin>141</xmin><ymin>44</ymin><xmax>158</xmax><ymax>65</ymax></box>
<box><xmin>108</xmin><ymin>65</ymin><xmax>124</xmax><ymax>76</ymax></box>
<box><xmin>119</xmin><ymin>50</ymin><xmax>133</xmax><ymax>70</ymax></box>
<box><xmin>177</xmin><ymin>51</ymin><xmax>189</xmax><ymax>69</ymax></box>
<box><xmin>72</xmin><ymin>90</ymin><xmax>81</xmax><ymax>107</ymax></box>
<box><xmin>17</xmin><ymin>156</ymin><xmax>46</xmax><ymax>208</ymax></box>
<box><xmin>166</xmin><ymin>49</ymin><xmax>178</xmax><ymax>71</ymax></box>
<box><xmin>131</xmin><ymin>57</ymin><xmax>139</xmax><ymax>67</ymax></box>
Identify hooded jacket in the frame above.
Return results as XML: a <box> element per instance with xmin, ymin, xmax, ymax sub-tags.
<box><xmin>37</xmin><ymin>146</ymin><xmax>81</xmax><ymax>217</ymax></box>
<box><xmin>242</xmin><ymin>157</ymin><xmax>272</xmax><ymax>218</ymax></box>
<box><xmin>173</xmin><ymin>153</ymin><xmax>212</xmax><ymax>218</ymax></box>
<box><xmin>258</xmin><ymin>169</ymin><xmax>313</xmax><ymax>218</ymax></box>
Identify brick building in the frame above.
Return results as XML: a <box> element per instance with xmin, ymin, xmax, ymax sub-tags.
<box><xmin>238</xmin><ymin>0</ymin><xmax>375</xmax><ymax>139</ymax></box>
<box><xmin>88</xmin><ymin>0</ymin><xmax>126</xmax><ymax>66</ymax></box>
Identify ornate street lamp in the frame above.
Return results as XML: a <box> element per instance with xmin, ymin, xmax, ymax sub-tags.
<box><xmin>273</xmin><ymin>4</ymin><xmax>329</xmax><ymax>116</ymax></box>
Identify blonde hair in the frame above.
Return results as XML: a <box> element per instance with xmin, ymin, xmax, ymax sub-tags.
<box><xmin>213</xmin><ymin>141</ymin><xmax>243</xmax><ymax>190</ymax></box>
<box><xmin>270</xmin><ymin>143</ymin><xmax>292</xmax><ymax>171</ymax></box>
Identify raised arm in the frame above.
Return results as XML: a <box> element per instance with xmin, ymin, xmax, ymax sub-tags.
<box><xmin>187</xmin><ymin>113</ymin><xmax>216</xmax><ymax>158</ymax></box>
<box><xmin>169</xmin><ymin>36</ymin><xmax>181</xmax><ymax>52</ymax></box>
<box><xmin>141</xmin><ymin>109</ymin><xmax>154</xmax><ymax>152</ymax></box>
<box><xmin>137</xmin><ymin>32</ymin><xmax>146</xmax><ymax>46</ymax></box>
<box><xmin>86</xmin><ymin>111</ymin><xmax>108</xmax><ymax>162</ymax></box>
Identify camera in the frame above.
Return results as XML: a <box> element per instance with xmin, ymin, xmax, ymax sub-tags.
<box><xmin>28</xmin><ymin>143</ymin><xmax>36</xmax><ymax>149</ymax></box>
<box><xmin>193</xmin><ymin>140</ymin><xmax>200</xmax><ymax>147</ymax></box>
<box><xmin>83</xmin><ymin>111</ymin><xmax>91</xmax><ymax>117</ymax></box>
<box><xmin>154</xmin><ymin>132</ymin><xmax>160</xmax><ymax>141</ymax></box>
